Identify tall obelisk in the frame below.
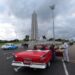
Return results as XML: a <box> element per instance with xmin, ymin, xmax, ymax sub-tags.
<box><xmin>31</xmin><ymin>11</ymin><xmax>38</xmax><ymax>41</ymax></box>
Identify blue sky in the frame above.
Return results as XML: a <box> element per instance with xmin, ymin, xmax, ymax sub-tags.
<box><xmin>0</xmin><ymin>0</ymin><xmax>75</xmax><ymax>40</ymax></box>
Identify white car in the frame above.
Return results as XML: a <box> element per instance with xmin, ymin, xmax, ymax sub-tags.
<box><xmin>1</xmin><ymin>43</ymin><xmax>18</xmax><ymax>50</ymax></box>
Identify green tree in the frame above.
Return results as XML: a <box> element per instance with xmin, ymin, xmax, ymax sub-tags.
<box><xmin>24</xmin><ymin>35</ymin><xmax>29</xmax><ymax>41</ymax></box>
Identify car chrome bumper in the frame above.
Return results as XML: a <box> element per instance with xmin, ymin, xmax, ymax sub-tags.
<box><xmin>11</xmin><ymin>61</ymin><xmax>46</xmax><ymax>69</ymax></box>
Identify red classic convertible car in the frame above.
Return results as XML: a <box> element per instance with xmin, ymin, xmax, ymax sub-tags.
<box><xmin>11</xmin><ymin>49</ymin><xmax>52</xmax><ymax>69</ymax></box>
<box><xmin>11</xmin><ymin>44</ymin><xmax>63</xmax><ymax>71</ymax></box>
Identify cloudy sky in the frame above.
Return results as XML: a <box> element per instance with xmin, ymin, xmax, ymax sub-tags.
<box><xmin>0</xmin><ymin>0</ymin><xmax>75</xmax><ymax>40</ymax></box>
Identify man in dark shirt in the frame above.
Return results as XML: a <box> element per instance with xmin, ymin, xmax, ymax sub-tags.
<box><xmin>49</xmin><ymin>44</ymin><xmax>56</xmax><ymax>62</ymax></box>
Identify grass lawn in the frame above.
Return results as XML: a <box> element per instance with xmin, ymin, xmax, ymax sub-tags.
<box><xmin>0</xmin><ymin>41</ymin><xmax>23</xmax><ymax>47</ymax></box>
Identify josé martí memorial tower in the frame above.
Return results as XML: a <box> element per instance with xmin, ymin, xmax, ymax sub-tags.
<box><xmin>31</xmin><ymin>11</ymin><xmax>38</xmax><ymax>41</ymax></box>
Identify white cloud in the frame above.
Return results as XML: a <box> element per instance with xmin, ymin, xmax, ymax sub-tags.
<box><xmin>0</xmin><ymin>0</ymin><xmax>75</xmax><ymax>40</ymax></box>
<box><xmin>0</xmin><ymin>23</ymin><xmax>17</xmax><ymax>40</ymax></box>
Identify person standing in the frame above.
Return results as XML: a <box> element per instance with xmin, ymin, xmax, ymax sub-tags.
<box><xmin>49</xmin><ymin>44</ymin><xmax>56</xmax><ymax>62</ymax></box>
<box><xmin>33</xmin><ymin>45</ymin><xmax>38</xmax><ymax>50</ymax></box>
<box><xmin>62</xmin><ymin>42</ymin><xmax>69</xmax><ymax>62</ymax></box>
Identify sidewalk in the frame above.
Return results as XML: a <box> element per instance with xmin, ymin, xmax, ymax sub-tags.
<box><xmin>69</xmin><ymin>44</ymin><xmax>75</xmax><ymax>63</ymax></box>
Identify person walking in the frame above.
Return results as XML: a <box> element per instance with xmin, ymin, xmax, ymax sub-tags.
<box><xmin>62</xmin><ymin>42</ymin><xmax>69</xmax><ymax>62</ymax></box>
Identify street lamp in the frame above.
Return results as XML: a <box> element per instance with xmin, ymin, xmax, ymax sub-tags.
<box><xmin>49</xmin><ymin>5</ymin><xmax>55</xmax><ymax>44</ymax></box>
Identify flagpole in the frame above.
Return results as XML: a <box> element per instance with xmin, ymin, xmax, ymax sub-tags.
<box><xmin>49</xmin><ymin>5</ymin><xmax>55</xmax><ymax>44</ymax></box>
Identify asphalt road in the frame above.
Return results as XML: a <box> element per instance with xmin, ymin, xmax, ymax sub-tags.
<box><xmin>0</xmin><ymin>46</ymin><xmax>75</xmax><ymax>75</ymax></box>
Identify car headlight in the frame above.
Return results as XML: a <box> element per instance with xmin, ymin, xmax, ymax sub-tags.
<box><xmin>12</xmin><ymin>53</ymin><xmax>17</xmax><ymax>60</ymax></box>
<box><xmin>13</xmin><ymin>55</ymin><xmax>18</xmax><ymax>61</ymax></box>
<box><xmin>15</xmin><ymin>55</ymin><xmax>18</xmax><ymax>58</ymax></box>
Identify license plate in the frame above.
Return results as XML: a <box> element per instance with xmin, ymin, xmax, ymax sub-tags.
<box><xmin>23</xmin><ymin>60</ymin><xmax>31</xmax><ymax>64</ymax></box>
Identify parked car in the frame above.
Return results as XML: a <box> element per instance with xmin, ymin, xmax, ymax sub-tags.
<box><xmin>11</xmin><ymin>44</ymin><xmax>63</xmax><ymax>71</ymax></box>
<box><xmin>11</xmin><ymin>49</ymin><xmax>52</xmax><ymax>70</ymax></box>
<box><xmin>1</xmin><ymin>43</ymin><xmax>18</xmax><ymax>50</ymax></box>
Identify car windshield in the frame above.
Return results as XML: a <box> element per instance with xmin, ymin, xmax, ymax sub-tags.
<box><xmin>33</xmin><ymin>45</ymin><xmax>49</xmax><ymax>50</ymax></box>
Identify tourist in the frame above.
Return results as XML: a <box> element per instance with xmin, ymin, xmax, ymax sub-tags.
<box><xmin>62</xmin><ymin>42</ymin><xmax>69</xmax><ymax>62</ymax></box>
<box><xmin>49</xmin><ymin>44</ymin><xmax>56</xmax><ymax>62</ymax></box>
<box><xmin>33</xmin><ymin>45</ymin><xmax>38</xmax><ymax>50</ymax></box>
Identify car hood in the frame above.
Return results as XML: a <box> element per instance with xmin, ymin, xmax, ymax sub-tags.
<box><xmin>1</xmin><ymin>45</ymin><xmax>8</xmax><ymax>48</ymax></box>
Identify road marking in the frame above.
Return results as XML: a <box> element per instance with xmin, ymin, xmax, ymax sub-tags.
<box><xmin>62</xmin><ymin>59</ymin><xmax>69</xmax><ymax>75</ymax></box>
<box><xmin>14</xmin><ymin>66</ymin><xmax>22</xmax><ymax>72</ymax></box>
<box><xmin>4</xmin><ymin>52</ymin><xmax>13</xmax><ymax>55</ymax></box>
<box><xmin>6</xmin><ymin>56</ymin><xmax>13</xmax><ymax>60</ymax></box>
